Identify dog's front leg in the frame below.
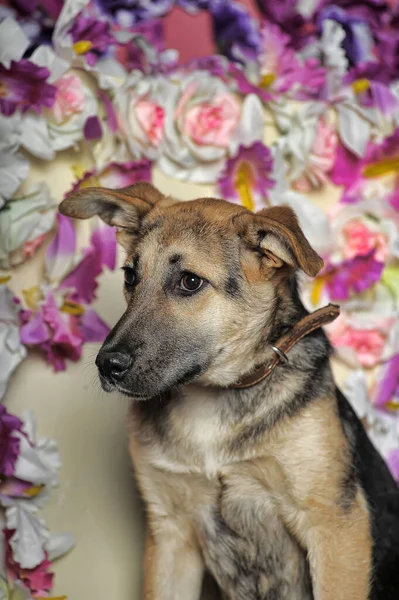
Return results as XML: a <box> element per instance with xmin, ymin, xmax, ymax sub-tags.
<box><xmin>274</xmin><ymin>398</ymin><xmax>372</xmax><ymax>600</ymax></box>
<box><xmin>142</xmin><ymin>522</ymin><xmax>205</xmax><ymax>600</ymax></box>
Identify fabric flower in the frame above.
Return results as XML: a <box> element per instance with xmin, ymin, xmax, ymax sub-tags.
<box><xmin>210</xmin><ymin>0</ymin><xmax>261</xmax><ymax>62</ymax></box>
<box><xmin>0</xmin><ymin>60</ymin><xmax>56</xmax><ymax>116</ymax></box>
<box><xmin>20</xmin><ymin>217</ymin><xmax>115</xmax><ymax>371</ymax></box>
<box><xmin>0</xmin><ymin>151</ymin><xmax>29</xmax><ymax>207</ymax></box>
<box><xmin>0</xmin><ymin>405</ymin><xmax>23</xmax><ymax>478</ymax></box>
<box><xmin>292</xmin><ymin>116</ymin><xmax>338</xmax><ymax>192</ymax></box>
<box><xmin>113</xmin><ymin>71</ymin><xmax>171</xmax><ymax>160</ymax></box>
<box><xmin>45</xmin><ymin>71</ymin><xmax>98</xmax><ymax>152</ymax></box>
<box><xmin>233</xmin><ymin>21</ymin><xmax>325</xmax><ymax>102</ymax></box>
<box><xmin>217</xmin><ymin>142</ymin><xmax>274</xmax><ymax>211</ymax></box>
<box><xmin>374</xmin><ymin>353</ymin><xmax>399</xmax><ymax>409</ymax></box>
<box><xmin>0</xmin><ymin>286</ymin><xmax>27</xmax><ymax>401</ymax></box>
<box><xmin>158</xmin><ymin>71</ymin><xmax>265</xmax><ymax>182</ymax></box>
<box><xmin>68</xmin><ymin>159</ymin><xmax>152</xmax><ymax>193</ymax></box>
<box><xmin>327</xmin><ymin>311</ymin><xmax>394</xmax><ymax>368</ymax></box>
<box><xmin>331</xmin><ymin>128</ymin><xmax>399</xmax><ymax>203</ymax></box>
<box><xmin>95</xmin><ymin>0</ymin><xmax>173</xmax><ymax>26</ymax></box>
<box><xmin>5</xmin><ymin>535</ymin><xmax>54</xmax><ymax>598</ymax></box>
<box><xmin>323</xmin><ymin>251</ymin><xmax>385</xmax><ymax>301</ymax></box>
<box><xmin>0</xmin><ymin>183</ymin><xmax>55</xmax><ymax>269</ymax></box>
<box><xmin>69</xmin><ymin>15</ymin><xmax>115</xmax><ymax>66</ymax></box>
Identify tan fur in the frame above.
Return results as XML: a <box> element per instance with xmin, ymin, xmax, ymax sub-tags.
<box><xmin>60</xmin><ymin>183</ymin><xmax>372</xmax><ymax>600</ymax></box>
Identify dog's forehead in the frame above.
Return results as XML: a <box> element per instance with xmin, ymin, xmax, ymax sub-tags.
<box><xmin>142</xmin><ymin>197</ymin><xmax>247</xmax><ymax>241</ymax></box>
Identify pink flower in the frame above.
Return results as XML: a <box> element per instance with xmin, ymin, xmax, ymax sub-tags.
<box><xmin>176</xmin><ymin>84</ymin><xmax>240</xmax><ymax>148</ymax></box>
<box><xmin>135</xmin><ymin>99</ymin><xmax>165</xmax><ymax>146</ymax></box>
<box><xmin>293</xmin><ymin>118</ymin><xmax>338</xmax><ymax>192</ymax></box>
<box><xmin>343</xmin><ymin>220</ymin><xmax>389</xmax><ymax>262</ymax></box>
<box><xmin>5</xmin><ymin>529</ymin><xmax>54</xmax><ymax>597</ymax></box>
<box><xmin>327</xmin><ymin>313</ymin><xmax>392</xmax><ymax>368</ymax></box>
<box><xmin>0</xmin><ymin>405</ymin><xmax>23</xmax><ymax>477</ymax></box>
<box><xmin>51</xmin><ymin>74</ymin><xmax>86</xmax><ymax>124</ymax></box>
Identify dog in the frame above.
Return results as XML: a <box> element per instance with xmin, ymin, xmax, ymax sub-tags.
<box><xmin>60</xmin><ymin>182</ymin><xmax>399</xmax><ymax>600</ymax></box>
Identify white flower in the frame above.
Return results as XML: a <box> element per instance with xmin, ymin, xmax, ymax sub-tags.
<box><xmin>158</xmin><ymin>71</ymin><xmax>265</xmax><ymax>183</ymax></box>
<box><xmin>0</xmin><ymin>183</ymin><xmax>55</xmax><ymax>269</ymax></box>
<box><xmin>0</xmin><ymin>151</ymin><xmax>29</xmax><ymax>208</ymax></box>
<box><xmin>0</xmin><ymin>286</ymin><xmax>27</xmax><ymax>401</ymax></box>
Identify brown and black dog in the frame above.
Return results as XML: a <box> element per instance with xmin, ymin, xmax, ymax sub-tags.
<box><xmin>60</xmin><ymin>182</ymin><xmax>399</xmax><ymax>600</ymax></box>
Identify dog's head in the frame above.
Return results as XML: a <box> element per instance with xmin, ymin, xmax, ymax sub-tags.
<box><xmin>59</xmin><ymin>183</ymin><xmax>323</xmax><ymax>398</ymax></box>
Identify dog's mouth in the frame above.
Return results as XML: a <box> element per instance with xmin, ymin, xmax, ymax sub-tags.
<box><xmin>98</xmin><ymin>362</ymin><xmax>207</xmax><ymax>400</ymax></box>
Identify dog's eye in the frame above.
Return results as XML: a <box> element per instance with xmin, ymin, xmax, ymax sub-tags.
<box><xmin>123</xmin><ymin>267</ymin><xmax>136</xmax><ymax>287</ymax></box>
<box><xmin>179</xmin><ymin>273</ymin><xmax>204</xmax><ymax>293</ymax></box>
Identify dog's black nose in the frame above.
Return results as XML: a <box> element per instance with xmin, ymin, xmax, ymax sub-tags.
<box><xmin>96</xmin><ymin>350</ymin><xmax>132</xmax><ymax>381</ymax></box>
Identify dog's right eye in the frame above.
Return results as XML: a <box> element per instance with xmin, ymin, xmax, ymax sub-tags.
<box><xmin>123</xmin><ymin>267</ymin><xmax>136</xmax><ymax>288</ymax></box>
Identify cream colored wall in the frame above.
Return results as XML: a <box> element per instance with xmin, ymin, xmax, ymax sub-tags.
<box><xmin>3</xmin><ymin>157</ymin><xmax>348</xmax><ymax>599</ymax></box>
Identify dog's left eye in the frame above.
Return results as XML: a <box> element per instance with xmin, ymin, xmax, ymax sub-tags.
<box><xmin>179</xmin><ymin>273</ymin><xmax>204</xmax><ymax>293</ymax></box>
<box><xmin>123</xmin><ymin>266</ymin><xmax>136</xmax><ymax>287</ymax></box>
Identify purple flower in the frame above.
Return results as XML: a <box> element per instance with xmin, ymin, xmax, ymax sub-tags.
<box><xmin>69</xmin><ymin>15</ymin><xmax>115</xmax><ymax>65</ymax></box>
<box><xmin>0</xmin><ymin>60</ymin><xmax>56</xmax><ymax>116</ymax></box>
<box><xmin>325</xmin><ymin>251</ymin><xmax>385</xmax><ymax>300</ymax></box>
<box><xmin>331</xmin><ymin>128</ymin><xmax>399</xmax><ymax>202</ymax></box>
<box><xmin>60</xmin><ymin>225</ymin><xmax>116</xmax><ymax>304</ymax></box>
<box><xmin>374</xmin><ymin>353</ymin><xmax>399</xmax><ymax>408</ymax></box>
<box><xmin>70</xmin><ymin>16</ymin><xmax>114</xmax><ymax>52</ymax></box>
<box><xmin>95</xmin><ymin>0</ymin><xmax>173</xmax><ymax>26</ymax></box>
<box><xmin>218</xmin><ymin>142</ymin><xmax>274</xmax><ymax>212</ymax></box>
<box><xmin>317</xmin><ymin>5</ymin><xmax>375</xmax><ymax>66</ymax></box>
<box><xmin>20</xmin><ymin>287</ymin><xmax>110</xmax><ymax>372</ymax></box>
<box><xmin>210</xmin><ymin>0</ymin><xmax>261</xmax><ymax>61</ymax></box>
<box><xmin>45</xmin><ymin>214</ymin><xmax>77</xmax><ymax>284</ymax></box>
<box><xmin>0</xmin><ymin>405</ymin><xmax>23</xmax><ymax>477</ymax></box>
<box><xmin>68</xmin><ymin>159</ymin><xmax>152</xmax><ymax>193</ymax></box>
<box><xmin>255</xmin><ymin>0</ymin><xmax>312</xmax><ymax>50</ymax></box>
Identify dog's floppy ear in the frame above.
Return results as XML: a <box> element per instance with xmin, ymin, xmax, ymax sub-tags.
<box><xmin>59</xmin><ymin>182</ymin><xmax>167</xmax><ymax>247</ymax></box>
<box><xmin>237</xmin><ymin>205</ymin><xmax>323</xmax><ymax>277</ymax></box>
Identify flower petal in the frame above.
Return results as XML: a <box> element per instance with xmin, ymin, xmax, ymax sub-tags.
<box><xmin>0</xmin><ymin>18</ymin><xmax>29</xmax><ymax>68</ymax></box>
<box><xmin>0</xmin><ymin>287</ymin><xmax>27</xmax><ymax>401</ymax></box>
<box><xmin>6</xmin><ymin>505</ymin><xmax>48</xmax><ymax>569</ymax></box>
<box><xmin>45</xmin><ymin>214</ymin><xmax>77</xmax><ymax>284</ymax></box>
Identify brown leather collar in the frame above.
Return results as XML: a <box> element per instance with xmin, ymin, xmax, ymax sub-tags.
<box><xmin>232</xmin><ymin>304</ymin><xmax>340</xmax><ymax>389</ymax></box>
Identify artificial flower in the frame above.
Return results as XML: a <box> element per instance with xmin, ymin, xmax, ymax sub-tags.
<box><xmin>374</xmin><ymin>352</ymin><xmax>399</xmax><ymax>409</ymax></box>
<box><xmin>331</xmin><ymin>127</ymin><xmax>399</xmax><ymax>203</ymax></box>
<box><xmin>326</xmin><ymin>311</ymin><xmax>395</xmax><ymax>368</ymax></box>
<box><xmin>0</xmin><ymin>60</ymin><xmax>56</xmax><ymax>116</ymax></box>
<box><xmin>68</xmin><ymin>159</ymin><xmax>152</xmax><ymax>192</ymax></box>
<box><xmin>45</xmin><ymin>70</ymin><xmax>99</xmax><ymax>152</ymax></box>
<box><xmin>68</xmin><ymin>14</ymin><xmax>115</xmax><ymax>66</ymax></box>
<box><xmin>0</xmin><ymin>286</ymin><xmax>27</xmax><ymax>401</ymax></box>
<box><xmin>0</xmin><ymin>183</ymin><xmax>55</xmax><ymax>269</ymax></box>
<box><xmin>343</xmin><ymin>369</ymin><xmax>399</xmax><ymax>480</ymax></box>
<box><xmin>232</xmin><ymin>21</ymin><xmax>325</xmax><ymax>102</ymax></box>
<box><xmin>317</xmin><ymin>4</ymin><xmax>375</xmax><ymax>67</ymax></box>
<box><xmin>0</xmin><ymin>406</ymin><xmax>23</xmax><ymax>478</ymax></box>
<box><xmin>0</xmin><ymin>152</ymin><xmax>29</xmax><ymax>207</ymax></box>
<box><xmin>94</xmin><ymin>0</ymin><xmax>173</xmax><ymax>26</ymax></box>
<box><xmin>158</xmin><ymin>71</ymin><xmax>265</xmax><ymax>182</ymax></box>
<box><xmin>209</xmin><ymin>0</ymin><xmax>261</xmax><ymax>62</ymax></box>
<box><xmin>217</xmin><ymin>142</ymin><xmax>274</xmax><ymax>211</ymax></box>
<box><xmin>113</xmin><ymin>71</ymin><xmax>171</xmax><ymax>160</ymax></box>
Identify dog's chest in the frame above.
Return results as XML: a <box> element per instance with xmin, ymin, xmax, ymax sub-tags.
<box><xmin>130</xmin><ymin>395</ymin><xmax>313</xmax><ymax>600</ymax></box>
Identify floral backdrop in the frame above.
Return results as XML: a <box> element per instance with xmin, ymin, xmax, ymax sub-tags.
<box><xmin>1</xmin><ymin>0</ymin><xmax>399</xmax><ymax>597</ymax></box>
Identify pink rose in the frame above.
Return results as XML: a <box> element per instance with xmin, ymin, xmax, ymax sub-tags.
<box><xmin>293</xmin><ymin>118</ymin><xmax>337</xmax><ymax>192</ymax></box>
<box><xmin>135</xmin><ymin>99</ymin><xmax>165</xmax><ymax>146</ymax></box>
<box><xmin>51</xmin><ymin>74</ymin><xmax>86</xmax><ymax>123</ymax></box>
<box><xmin>176</xmin><ymin>82</ymin><xmax>240</xmax><ymax>148</ymax></box>
<box><xmin>343</xmin><ymin>220</ymin><xmax>389</xmax><ymax>262</ymax></box>
<box><xmin>328</xmin><ymin>314</ymin><xmax>392</xmax><ymax>368</ymax></box>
